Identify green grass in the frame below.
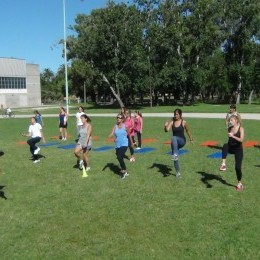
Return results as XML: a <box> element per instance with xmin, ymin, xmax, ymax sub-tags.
<box><xmin>11</xmin><ymin>102</ymin><xmax>260</xmax><ymax>115</ymax></box>
<box><xmin>0</xmin><ymin>116</ymin><xmax>260</xmax><ymax>258</ymax></box>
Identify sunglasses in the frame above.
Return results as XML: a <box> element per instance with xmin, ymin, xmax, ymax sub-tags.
<box><xmin>117</xmin><ymin>116</ymin><xmax>123</xmax><ymax>119</ymax></box>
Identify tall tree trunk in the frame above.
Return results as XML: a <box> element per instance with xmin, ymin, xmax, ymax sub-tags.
<box><xmin>236</xmin><ymin>75</ymin><xmax>242</xmax><ymax>105</ymax></box>
<box><xmin>102</xmin><ymin>74</ymin><xmax>125</xmax><ymax>108</ymax></box>
<box><xmin>248</xmin><ymin>90</ymin><xmax>254</xmax><ymax>104</ymax></box>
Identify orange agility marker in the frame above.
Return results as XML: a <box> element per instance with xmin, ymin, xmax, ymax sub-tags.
<box><xmin>200</xmin><ymin>141</ymin><xmax>218</xmax><ymax>147</ymax></box>
<box><xmin>243</xmin><ymin>141</ymin><xmax>259</xmax><ymax>147</ymax></box>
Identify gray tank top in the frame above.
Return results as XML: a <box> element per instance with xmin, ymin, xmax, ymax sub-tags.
<box><xmin>78</xmin><ymin>124</ymin><xmax>92</xmax><ymax>147</ymax></box>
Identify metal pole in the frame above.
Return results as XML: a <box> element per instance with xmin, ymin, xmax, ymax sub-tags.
<box><xmin>63</xmin><ymin>0</ymin><xmax>69</xmax><ymax>114</ymax></box>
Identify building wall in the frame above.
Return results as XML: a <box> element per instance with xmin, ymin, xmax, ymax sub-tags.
<box><xmin>0</xmin><ymin>57</ymin><xmax>41</xmax><ymax>108</ymax></box>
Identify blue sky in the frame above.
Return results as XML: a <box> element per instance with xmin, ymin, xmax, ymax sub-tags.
<box><xmin>0</xmin><ymin>0</ymin><xmax>123</xmax><ymax>73</ymax></box>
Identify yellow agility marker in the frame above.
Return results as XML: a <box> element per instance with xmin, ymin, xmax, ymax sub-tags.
<box><xmin>82</xmin><ymin>165</ymin><xmax>88</xmax><ymax>178</ymax></box>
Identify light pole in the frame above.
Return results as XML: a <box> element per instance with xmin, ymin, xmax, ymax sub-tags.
<box><xmin>63</xmin><ymin>0</ymin><xmax>69</xmax><ymax>114</ymax></box>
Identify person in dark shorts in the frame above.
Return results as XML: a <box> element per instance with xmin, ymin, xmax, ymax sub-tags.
<box><xmin>59</xmin><ymin>107</ymin><xmax>68</xmax><ymax>140</ymax></box>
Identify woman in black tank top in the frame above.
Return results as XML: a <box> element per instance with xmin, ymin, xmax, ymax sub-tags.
<box><xmin>219</xmin><ymin>115</ymin><xmax>245</xmax><ymax>191</ymax></box>
<box><xmin>164</xmin><ymin>108</ymin><xmax>193</xmax><ymax>178</ymax></box>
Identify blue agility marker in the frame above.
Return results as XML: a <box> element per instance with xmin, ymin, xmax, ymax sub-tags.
<box><xmin>134</xmin><ymin>147</ymin><xmax>156</xmax><ymax>154</ymax></box>
<box><xmin>93</xmin><ymin>146</ymin><xmax>114</xmax><ymax>152</ymax></box>
<box><xmin>167</xmin><ymin>149</ymin><xmax>189</xmax><ymax>156</ymax></box>
<box><xmin>207</xmin><ymin>152</ymin><xmax>222</xmax><ymax>159</ymax></box>
<box><xmin>58</xmin><ymin>144</ymin><xmax>76</xmax><ymax>149</ymax></box>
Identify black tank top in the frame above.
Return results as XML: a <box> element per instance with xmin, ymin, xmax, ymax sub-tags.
<box><xmin>228</xmin><ymin>127</ymin><xmax>242</xmax><ymax>148</ymax></box>
<box><xmin>172</xmin><ymin>120</ymin><xmax>186</xmax><ymax>140</ymax></box>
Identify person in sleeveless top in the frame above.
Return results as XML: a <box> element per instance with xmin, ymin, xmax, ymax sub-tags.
<box><xmin>124</xmin><ymin>109</ymin><xmax>135</xmax><ymax>162</ymax></box>
<box><xmin>75</xmin><ymin>106</ymin><xmax>86</xmax><ymax>137</ymax></box>
<box><xmin>34</xmin><ymin>110</ymin><xmax>44</xmax><ymax>126</ymax></box>
<box><xmin>164</xmin><ymin>108</ymin><xmax>193</xmax><ymax>178</ymax></box>
<box><xmin>220</xmin><ymin>115</ymin><xmax>244</xmax><ymax>191</ymax></box>
<box><xmin>133</xmin><ymin>110</ymin><xmax>143</xmax><ymax>149</ymax></box>
<box><xmin>74</xmin><ymin>114</ymin><xmax>92</xmax><ymax>171</ymax></box>
<box><xmin>109</xmin><ymin>113</ymin><xmax>134</xmax><ymax>179</ymax></box>
<box><xmin>59</xmin><ymin>107</ymin><xmax>69</xmax><ymax>140</ymax></box>
<box><xmin>225</xmin><ymin>104</ymin><xmax>242</xmax><ymax>129</ymax></box>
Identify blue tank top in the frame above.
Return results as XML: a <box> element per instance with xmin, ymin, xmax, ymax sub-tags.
<box><xmin>172</xmin><ymin>120</ymin><xmax>186</xmax><ymax>140</ymax></box>
<box><xmin>114</xmin><ymin>124</ymin><xmax>128</xmax><ymax>148</ymax></box>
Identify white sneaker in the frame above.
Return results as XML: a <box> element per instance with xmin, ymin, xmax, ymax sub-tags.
<box><xmin>79</xmin><ymin>160</ymin><xmax>84</xmax><ymax>170</ymax></box>
<box><xmin>34</xmin><ymin>147</ymin><xmax>40</xmax><ymax>155</ymax></box>
<box><xmin>136</xmin><ymin>147</ymin><xmax>141</xmax><ymax>150</ymax></box>
<box><xmin>33</xmin><ymin>159</ymin><xmax>40</xmax><ymax>164</ymax></box>
<box><xmin>176</xmin><ymin>172</ymin><xmax>181</xmax><ymax>178</ymax></box>
<box><xmin>63</xmin><ymin>138</ymin><xmax>67</xmax><ymax>141</ymax></box>
<box><xmin>121</xmin><ymin>172</ymin><xmax>129</xmax><ymax>179</ymax></box>
<box><xmin>171</xmin><ymin>154</ymin><xmax>178</xmax><ymax>161</ymax></box>
<box><xmin>86</xmin><ymin>167</ymin><xmax>91</xmax><ymax>172</ymax></box>
<box><xmin>130</xmin><ymin>157</ymin><xmax>135</xmax><ymax>162</ymax></box>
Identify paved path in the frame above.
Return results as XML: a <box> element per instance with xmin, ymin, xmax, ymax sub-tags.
<box><xmin>6</xmin><ymin>113</ymin><xmax>260</xmax><ymax>120</ymax></box>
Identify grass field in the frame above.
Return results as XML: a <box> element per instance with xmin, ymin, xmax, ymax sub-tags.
<box><xmin>0</xmin><ymin>115</ymin><xmax>260</xmax><ymax>259</ymax></box>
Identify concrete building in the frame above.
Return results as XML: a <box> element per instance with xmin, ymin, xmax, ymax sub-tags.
<box><xmin>0</xmin><ymin>57</ymin><xmax>41</xmax><ymax>108</ymax></box>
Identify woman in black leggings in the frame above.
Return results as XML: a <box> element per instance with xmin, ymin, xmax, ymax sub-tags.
<box><xmin>219</xmin><ymin>115</ymin><xmax>244</xmax><ymax>191</ymax></box>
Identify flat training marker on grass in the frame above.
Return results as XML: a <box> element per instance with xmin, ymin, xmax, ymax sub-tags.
<box><xmin>207</xmin><ymin>152</ymin><xmax>222</xmax><ymax>159</ymax></box>
<box><xmin>93</xmin><ymin>146</ymin><xmax>114</xmax><ymax>152</ymax></box>
<box><xmin>58</xmin><ymin>144</ymin><xmax>76</xmax><ymax>149</ymax></box>
<box><xmin>243</xmin><ymin>141</ymin><xmax>259</xmax><ymax>147</ymax></box>
<box><xmin>142</xmin><ymin>138</ymin><xmax>157</xmax><ymax>143</ymax></box>
<box><xmin>200</xmin><ymin>141</ymin><xmax>219</xmax><ymax>147</ymax></box>
<box><xmin>16</xmin><ymin>141</ymin><xmax>27</xmax><ymax>145</ymax></box>
<box><xmin>134</xmin><ymin>147</ymin><xmax>156</xmax><ymax>154</ymax></box>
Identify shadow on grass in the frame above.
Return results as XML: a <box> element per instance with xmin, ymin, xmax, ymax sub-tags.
<box><xmin>208</xmin><ymin>145</ymin><xmax>222</xmax><ymax>150</ymax></box>
<box><xmin>197</xmin><ymin>171</ymin><xmax>235</xmax><ymax>188</ymax></box>
<box><xmin>102</xmin><ymin>163</ymin><xmax>121</xmax><ymax>177</ymax></box>
<box><xmin>0</xmin><ymin>150</ymin><xmax>4</xmax><ymax>157</ymax></box>
<box><xmin>254</xmin><ymin>145</ymin><xmax>260</xmax><ymax>149</ymax></box>
<box><xmin>29</xmin><ymin>154</ymin><xmax>46</xmax><ymax>160</ymax></box>
<box><xmin>0</xmin><ymin>186</ymin><xmax>7</xmax><ymax>200</ymax></box>
<box><xmin>255</xmin><ymin>165</ymin><xmax>260</xmax><ymax>168</ymax></box>
<box><xmin>149</xmin><ymin>163</ymin><xmax>172</xmax><ymax>177</ymax></box>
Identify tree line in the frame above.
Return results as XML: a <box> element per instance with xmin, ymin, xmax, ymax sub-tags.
<box><xmin>41</xmin><ymin>0</ymin><xmax>260</xmax><ymax>107</ymax></box>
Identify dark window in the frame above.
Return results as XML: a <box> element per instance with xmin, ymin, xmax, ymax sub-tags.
<box><xmin>0</xmin><ymin>77</ymin><xmax>26</xmax><ymax>89</ymax></box>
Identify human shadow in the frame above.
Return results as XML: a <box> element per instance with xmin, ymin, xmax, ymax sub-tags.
<box><xmin>149</xmin><ymin>163</ymin><xmax>172</xmax><ymax>177</ymax></box>
<box><xmin>0</xmin><ymin>186</ymin><xmax>7</xmax><ymax>200</ymax></box>
<box><xmin>254</xmin><ymin>145</ymin><xmax>260</xmax><ymax>149</ymax></box>
<box><xmin>29</xmin><ymin>154</ymin><xmax>46</xmax><ymax>160</ymax></box>
<box><xmin>102</xmin><ymin>163</ymin><xmax>121</xmax><ymax>176</ymax></box>
<box><xmin>208</xmin><ymin>145</ymin><xmax>222</xmax><ymax>150</ymax></box>
<box><xmin>0</xmin><ymin>150</ymin><xmax>4</xmax><ymax>157</ymax></box>
<box><xmin>255</xmin><ymin>165</ymin><xmax>260</xmax><ymax>168</ymax></box>
<box><xmin>197</xmin><ymin>171</ymin><xmax>235</xmax><ymax>188</ymax></box>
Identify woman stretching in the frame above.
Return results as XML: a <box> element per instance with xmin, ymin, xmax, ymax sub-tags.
<box><xmin>164</xmin><ymin>108</ymin><xmax>193</xmax><ymax>178</ymax></box>
<box><xmin>74</xmin><ymin>114</ymin><xmax>92</xmax><ymax>171</ymax></box>
<box><xmin>219</xmin><ymin>115</ymin><xmax>244</xmax><ymax>191</ymax></box>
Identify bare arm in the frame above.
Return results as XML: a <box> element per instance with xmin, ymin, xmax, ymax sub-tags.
<box><xmin>183</xmin><ymin>121</ymin><xmax>194</xmax><ymax>143</ymax></box>
<box><xmin>228</xmin><ymin>127</ymin><xmax>244</xmax><ymax>142</ymax></box>
<box><xmin>85</xmin><ymin>124</ymin><xmax>92</xmax><ymax>146</ymax></box>
<box><xmin>126</xmin><ymin>127</ymin><xmax>134</xmax><ymax>147</ymax></box>
<box><xmin>164</xmin><ymin>120</ymin><xmax>173</xmax><ymax>132</ymax></box>
<box><xmin>108</xmin><ymin>126</ymin><xmax>116</xmax><ymax>138</ymax></box>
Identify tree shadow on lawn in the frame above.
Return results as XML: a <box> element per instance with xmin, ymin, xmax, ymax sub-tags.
<box><xmin>0</xmin><ymin>186</ymin><xmax>7</xmax><ymax>200</ymax></box>
<box><xmin>102</xmin><ymin>163</ymin><xmax>122</xmax><ymax>177</ymax></box>
<box><xmin>149</xmin><ymin>163</ymin><xmax>172</xmax><ymax>177</ymax></box>
<box><xmin>208</xmin><ymin>145</ymin><xmax>222</xmax><ymax>150</ymax></box>
<box><xmin>255</xmin><ymin>165</ymin><xmax>260</xmax><ymax>168</ymax></box>
<box><xmin>197</xmin><ymin>171</ymin><xmax>235</xmax><ymax>188</ymax></box>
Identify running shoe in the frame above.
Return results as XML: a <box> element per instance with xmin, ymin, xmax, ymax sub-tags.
<box><xmin>79</xmin><ymin>160</ymin><xmax>84</xmax><ymax>170</ymax></box>
<box><xmin>121</xmin><ymin>172</ymin><xmax>129</xmax><ymax>179</ymax></box>
<box><xmin>219</xmin><ymin>164</ymin><xmax>226</xmax><ymax>171</ymax></box>
<box><xmin>34</xmin><ymin>147</ymin><xmax>40</xmax><ymax>155</ymax></box>
<box><xmin>33</xmin><ymin>159</ymin><xmax>40</xmax><ymax>164</ymax></box>
<box><xmin>236</xmin><ymin>183</ymin><xmax>244</xmax><ymax>191</ymax></box>
<box><xmin>130</xmin><ymin>157</ymin><xmax>135</xmax><ymax>162</ymax></box>
<box><xmin>176</xmin><ymin>172</ymin><xmax>181</xmax><ymax>178</ymax></box>
<box><xmin>172</xmin><ymin>154</ymin><xmax>178</xmax><ymax>161</ymax></box>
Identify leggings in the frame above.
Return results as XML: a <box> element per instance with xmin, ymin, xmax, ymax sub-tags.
<box><xmin>116</xmin><ymin>146</ymin><xmax>128</xmax><ymax>170</ymax></box>
<box><xmin>134</xmin><ymin>131</ymin><xmax>142</xmax><ymax>147</ymax></box>
<box><xmin>171</xmin><ymin>136</ymin><xmax>186</xmax><ymax>173</ymax></box>
<box><xmin>27</xmin><ymin>137</ymin><xmax>41</xmax><ymax>160</ymax></box>
<box><xmin>128</xmin><ymin>136</ymin><xmax>134</xmax><ymax>156</ymax></box>
<box><xmin>222</xmin><ymin>143</ymin><xmax>243</xmax><ymax>181</ymax></box>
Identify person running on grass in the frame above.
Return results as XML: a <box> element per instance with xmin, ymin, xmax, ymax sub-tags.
<box><xmin>133</xmin><ymin>110</ymin><xmax>143</xmax><ymax>149</ymax></box>
<box><xmin>124</xmin><ymin>109</ymin><xmax>135</xmax><ymax>162</ymax></box>
<box><xmin>164</xmin><ymin>108</ymin><xmax>193</xmax><ymax>178</ymax></box>
<box><xmin>22</xmin><ymin>117</ymin><xmax>46</xmax><ymax>163</ymax></box>
<box><xmin>109</xmin><ymin>113</ymin><xmax>134</xmax><ymax>179</ymax></box>
<box><xmin>34</xmin><ymin>110</ymin><xmax>44</xmax><ymax>126</ymax></box>
<box><xmin>225</xmin><ymin>104</ymin><xmax>242</xmax><ymax>129</ymax></box>
<box><xmin>59</xmin><ymin>107</ymin><xmax>69</xmax><ymax>140</ymax></box>
<box><xmin>219</xmin><ymin>115</ymin><xmax>245</xmax><ymax>191</ymax></box>
<box><xmin>74</xmin><ymin>114</ymin><xmax>92</xmax><ymax>171</ymax></box>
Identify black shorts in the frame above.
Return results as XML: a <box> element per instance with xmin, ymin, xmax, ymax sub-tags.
<box><xmin>59</xmin><ymin>122</ymin><xmax>68</xmax><ymax>128</ymax></box>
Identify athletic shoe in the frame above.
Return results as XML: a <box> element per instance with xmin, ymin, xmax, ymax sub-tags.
<box><xmin>130</xmin><ymin>157</ymin><xmax>135</xmax><ymax>162</ymax></box>
<box><xmin>136</xmin><ymin>147</ymin><xmax>141</xmax><ymax>150</ymax></box>
<box><xmin>33</xmin><ymin>159</ymin><xmax>40</xmax><ymax>164</ymax></box>
<box><xmin>86</xmin><ymin>167</ymin><xmax>91</xmax><ymax>172</ymax></box>
<box><xmin>219</xmin><ymin>164</ymin><xmax>226</xmax><ymax>171</ymax></box>
<box><xmin>34</xmin><ymin>147</ymin><xmax>40</xmax><ymax>155</ymax></box>
<box><xmin>236</xmin><ymin>183</ymin><xmax>244</xmax><ymax>191</ymax></box>
<box><xmin>172</xmin><ymin>154</ymin><xmax>178</xmax><ymax>161</ymax></box>
<box><xmin>176</xmin><ymin>172</ymin><xmax>181</xmax><ymax>178</ymax></box>
<box><xmin>121</xmin><ymin>172</ymin><xmax>129</xmax><ymax>179</ymax></box>
<box><xmin>79</xmin><ymin>160</ymin><xmax>84</xmax><ymax>170</ymax></box>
